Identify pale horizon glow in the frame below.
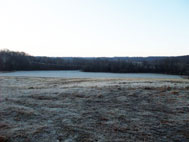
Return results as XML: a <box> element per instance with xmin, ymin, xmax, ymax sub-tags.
<box><xmin>0</xmin><ymin>0</ymin><xmax>189</xmax><ymax>57</ymax></box>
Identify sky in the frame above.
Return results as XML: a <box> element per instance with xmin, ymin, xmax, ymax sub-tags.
<box><xmin>0</xmin><ymin>0</ymin><xmax>189</xmax><ymax>57</ymax></box>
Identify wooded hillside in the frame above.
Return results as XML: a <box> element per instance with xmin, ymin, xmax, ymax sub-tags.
<box><xmin>0</xmin><ymin>49</ymin><xmax>188</xmax><ymax>75</ymax></box>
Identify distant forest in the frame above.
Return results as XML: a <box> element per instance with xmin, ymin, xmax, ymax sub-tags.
<box><xmin>0</xmin><ymin>49</ymin><xmax>189</xmax><ymax>75</ymax></box>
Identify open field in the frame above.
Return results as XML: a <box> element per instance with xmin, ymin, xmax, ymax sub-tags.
<box><xmin>0</xmin><ymin>77</ymin><xmax>189</xmax><ymax>142</ymax></box>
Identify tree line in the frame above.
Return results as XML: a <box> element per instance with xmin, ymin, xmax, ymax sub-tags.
<box><xmin>0</xmin><ymin>49</ymin><xmax>189</xmax><ymax>75</ymax></box>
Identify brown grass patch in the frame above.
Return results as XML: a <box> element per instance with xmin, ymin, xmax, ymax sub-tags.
<box><xmin>0</xmin><ymin>123</ymin><xmax>9</xmax><ymax>129</ymax></box>
<box><xmin>179</xmin><ymin>130</ymin><xmax>189</xmax><ymax>139</ymax></box>
<box><xmin>144</xmin><ymin>87</ymin><xmax>154</xmax><ymax>90</ymax></box>
<box><xmin>0</xmin><ymin>136</ymin><xmax>9</xmax><ymax>142</ymax></box>
<box><xmin>171</xmin><ymin>91</ymin><xmax>179</xmax><ymax>95</ymax></box>
<box><xmin>185</xmin><ymin>86</ymin><xmax>189</xmax><ymax>90</ymax></box>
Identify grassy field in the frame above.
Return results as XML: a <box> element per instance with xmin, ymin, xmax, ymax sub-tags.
<box><xmin>0</xmin><ymin>77</ymin><xmax>189</xmax><ymax>142</ymax></box>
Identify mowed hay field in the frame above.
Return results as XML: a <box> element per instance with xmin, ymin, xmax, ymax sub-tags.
<box><xmin>0</xmin><ymin>77</ymin><xmax>189</xmax><ymax>142</ymax></box>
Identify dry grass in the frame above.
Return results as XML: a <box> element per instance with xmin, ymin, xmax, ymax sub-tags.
<box><xmin>0</xmin><ymin>77</ymin><xmax>189</xmax><ymax>142</ymax></box>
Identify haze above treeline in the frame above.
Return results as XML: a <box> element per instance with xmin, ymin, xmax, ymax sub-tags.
<box><xmin>0</xmin><ymin>49</ymin><xmax>189</xmax><ymax>75</ymax></box>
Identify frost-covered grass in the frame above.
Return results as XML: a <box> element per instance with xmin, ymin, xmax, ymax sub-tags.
<box><xmin>0</xmin><ymin>77</ymin><xmax>189</xmax><ymax>142</ymax></box>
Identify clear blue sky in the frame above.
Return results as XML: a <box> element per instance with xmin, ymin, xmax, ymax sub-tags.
<box><xmin>0</xmin><ymin>0</ymin><xmax>188</xmax><ymax>57</ymax></box>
